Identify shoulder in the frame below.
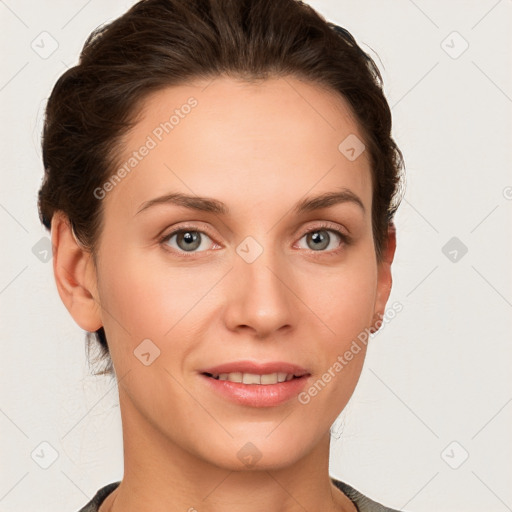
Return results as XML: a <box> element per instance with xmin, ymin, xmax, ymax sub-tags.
<box><xmin>76</xmin><ymin>482</ymin><xmax>121</xmax><ymax>512</ymax></box>
<box><xmin>331</xmin><ymin>477</ymin><xmax>405</xmax><ymax>512</ymax></box>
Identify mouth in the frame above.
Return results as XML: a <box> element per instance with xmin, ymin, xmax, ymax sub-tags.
<box><xmin>202</xmin><ymin>371</ymin><xmax>305</xmax><ymax>384</ymax></box>
<box><xmin>198</xmin><ymin>361</ymin><xmax>311</xmax><ymax>407</ymax></box>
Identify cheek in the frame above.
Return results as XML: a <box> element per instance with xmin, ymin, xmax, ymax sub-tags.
<box><xmin>96</xmin><ymin>248</ymin><xmax>220</xmax><ymax>365</ymax></box>
<box><xmin>300</xmin><ymin>253</ymin><xmax>378</xmax><ymax>343</ymax></box>
<box><xmin>99</xmin><ymin>258</ymin><xmax>163</xmax><ymax>332</ymax></box>
<box><xmin>95</xmin><ymin>249</ymin><xmax>175</xmax><ymax>361</ymax></box>
<box><xmin>295</xmin><ymin>260</ymin><xmax>376</xmax><ymax>428</ymax></box>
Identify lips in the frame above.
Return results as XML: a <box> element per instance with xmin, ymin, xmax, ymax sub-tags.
<box><xmin>198</xmin><ymin>360</ymin><xmax>311</xmax><ymax>407</ymax></box>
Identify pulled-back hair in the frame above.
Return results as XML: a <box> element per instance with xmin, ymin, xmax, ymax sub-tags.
<box><xmin>38</xmin><ymin>0</ymin><xmax>405</xmax><ymax>376</ymax></box>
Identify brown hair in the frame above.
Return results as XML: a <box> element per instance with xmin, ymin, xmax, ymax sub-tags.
<box><xmin>38</xmin><ymin>0</ymin><xmax>405</xmax><ymax>376</ymax></box>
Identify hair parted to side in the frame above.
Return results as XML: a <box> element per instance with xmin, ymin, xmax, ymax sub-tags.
<box><xmin>37</xmin><ymin>0</ymin><xmax>405</xmax><ymax>377</ymax></box>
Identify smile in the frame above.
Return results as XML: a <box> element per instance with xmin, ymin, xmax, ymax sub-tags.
<box><xmin>203</xmin><ymin>371</ymin><xmax>300</xmax><ymax>384</ymax></box>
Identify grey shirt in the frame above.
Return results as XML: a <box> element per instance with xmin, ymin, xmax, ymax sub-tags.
<box><xmin>77</xmin><ymin>479</ymin><xmax>404</xmax><ymax>511</ymax></box>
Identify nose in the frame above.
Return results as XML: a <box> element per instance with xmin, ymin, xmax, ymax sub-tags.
<box><xmin>223</xmin><ymin>243</ymin><xmax>295</xmax><ymax>338</ymax></box>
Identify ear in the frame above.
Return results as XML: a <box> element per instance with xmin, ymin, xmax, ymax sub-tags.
<box><xmin>370</xmin><ymin>222</ymin><xmax>397</xmax><ymax>333</ymax></box>
<box><xmin>51</xmin><ymin>211</ymin><xmax>103</xmax><ymax>332</ymax></box>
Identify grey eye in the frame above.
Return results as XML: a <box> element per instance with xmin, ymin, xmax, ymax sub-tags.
<box><xmin>299</xmin><ymin>229</ymin><xmax>342</xmax><ymax>252</ymax></box>
<box><xmin>165</xmin><ymin>230</ymin><xmax>213</xmax><ymax>252</ymax></box>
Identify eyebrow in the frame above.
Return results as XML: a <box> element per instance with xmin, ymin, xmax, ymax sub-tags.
<box><xmin>135</xmin><ymin>188</ymin><xmax>365</xmax><ymax>216</ymax></box>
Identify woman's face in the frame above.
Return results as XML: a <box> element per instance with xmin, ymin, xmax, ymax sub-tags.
<box><xmin>82</xmin><ymin>76</ymin><xmax>393</xmax><ymax>470</ymax></box>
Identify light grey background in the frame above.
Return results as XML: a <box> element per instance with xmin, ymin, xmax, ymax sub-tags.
<box><xmin>1</xmin><ymin>1</ymin><xmax>511</xmax><ymax>511</ymax></box>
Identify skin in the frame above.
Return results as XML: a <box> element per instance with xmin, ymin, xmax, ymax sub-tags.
<box><xmin>52</xmin><ymin>76</ymin><xmax>396</xmax><ymax>512</ymax></box>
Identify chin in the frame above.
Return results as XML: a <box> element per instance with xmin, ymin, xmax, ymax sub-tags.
<box><xmin>196</xmin><ymin>429</ymin><xmax>316</xmax><ymax>472</ymax></box>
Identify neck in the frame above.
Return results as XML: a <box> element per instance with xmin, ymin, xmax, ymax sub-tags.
<box><xmin>102</xmin><ymin>389</ymin><xmax>356</xmax><ymax>512</ymax></box>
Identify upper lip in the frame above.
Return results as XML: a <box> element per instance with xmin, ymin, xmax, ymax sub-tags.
<box><xmin>199</xmin><ymin>360</ymin><xmax>310</xmax><ymax>377</ymax></box>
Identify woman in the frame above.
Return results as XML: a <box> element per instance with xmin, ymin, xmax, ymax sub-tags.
<box><xmin>38</xmin><ymin>0</ymin><xmax>405</xmax><ymax>510</ymax></box>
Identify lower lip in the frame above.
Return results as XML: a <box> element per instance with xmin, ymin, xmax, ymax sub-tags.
<box><xmin>200</xmin><ymin>374</ymin><xmax>310</xmax><ymax>407</ymax></box>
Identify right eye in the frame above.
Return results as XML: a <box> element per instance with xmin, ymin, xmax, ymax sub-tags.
<box><xmin>160</xmin><ymin>227</ymin><xmax>218</xmax><ymax>255</ymax></box>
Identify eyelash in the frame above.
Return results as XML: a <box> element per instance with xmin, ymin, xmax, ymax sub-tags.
<box><xmin>158</xmin><ymin>221</ymin><xmax>351</xmax><ymax>258</ymax></box>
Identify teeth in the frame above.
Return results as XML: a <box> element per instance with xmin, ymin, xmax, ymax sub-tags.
<box><xmin>218</xmin><ymin>372</ymin><xmax>242</xmax><ymax>382</ymax></box>
<box><xmin>243</xmin><ymin>373</ymin><xmax>261</xmax><ymax>384</ymax></box>
<box><xmin>213</xmin><ymin>372</ymin><xmax>297</xmax><ymax>384</ymax></box>
<box><xmin>261</xmin><ymin>373</ymin><xmax>278</xmax><ymax>384</ymax></box>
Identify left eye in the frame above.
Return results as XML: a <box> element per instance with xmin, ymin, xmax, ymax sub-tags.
<box><xmin>297</xmin><ymin>228</ymin><xmax>344</xmax><ymax>252</ymax></box>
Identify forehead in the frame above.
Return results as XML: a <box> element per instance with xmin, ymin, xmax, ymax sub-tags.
<box><xmin>103</xmin><ymin>76</ymin><xmax>372</xmax><ymax>219</ymax></box>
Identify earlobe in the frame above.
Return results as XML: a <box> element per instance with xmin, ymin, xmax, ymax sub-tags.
<box><xmin>370</xmin><ymin>222</ymin><xmax>397</xmax><ymax>333</ymax></box>
<box><xmin>51</xmin><ymin>211</ymin><xmax>103</xmax><ymax>332</ymax></box>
